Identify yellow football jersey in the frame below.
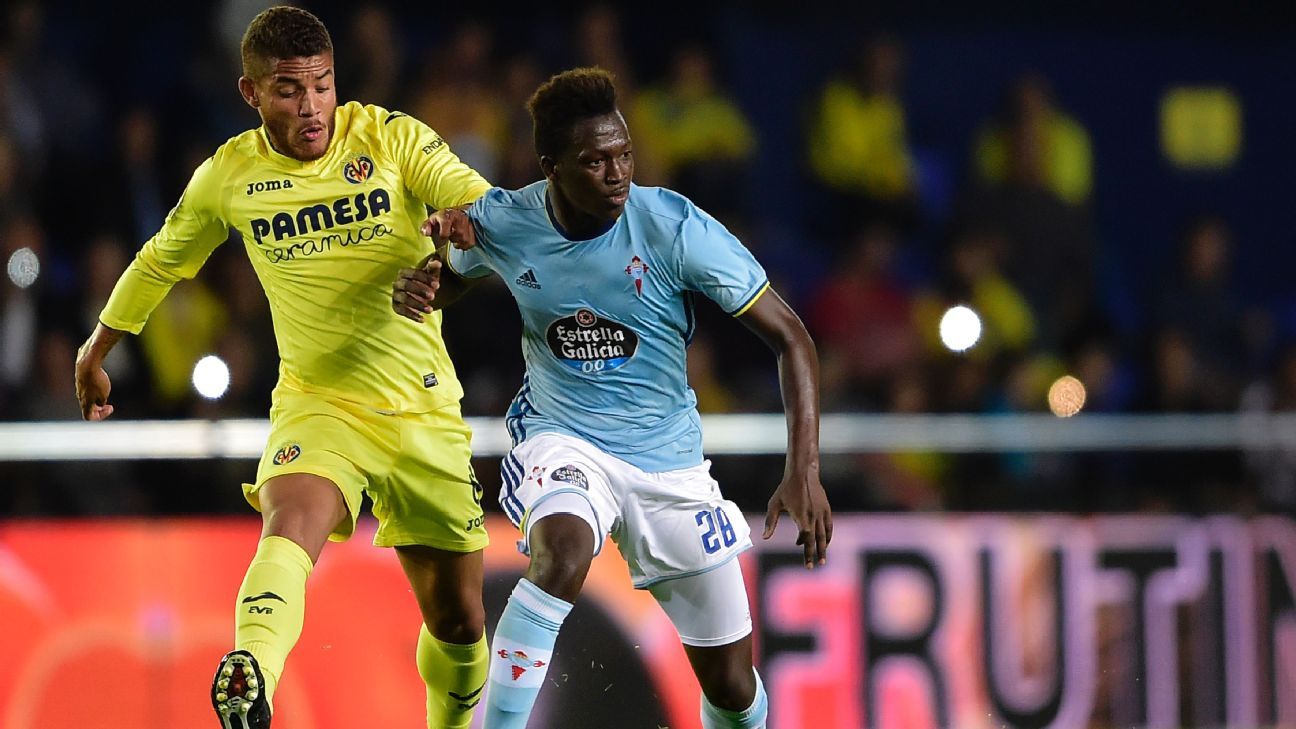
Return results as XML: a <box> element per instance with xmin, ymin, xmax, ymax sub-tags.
<box><xmin>100</xmin><ymin>102</ymin><xmax>490</xmax><ymax>412</ymax></box>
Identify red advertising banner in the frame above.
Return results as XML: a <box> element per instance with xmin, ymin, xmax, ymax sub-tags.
<box><xmin>1</xmin><ymin>515</ymin><xmax>1293</xmax><ymax>728</ymax></box>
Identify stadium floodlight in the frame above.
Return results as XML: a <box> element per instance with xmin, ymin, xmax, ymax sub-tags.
<box><xmin>938</xmin><ymin>305</ymin><xmax>982</xmax><ymax>353</ymax></box>
<box><xmin>192</xmin><ymin>355</ymin><xmax>231</xmax><ymax>400</ymax></box>
<box><xmin>1048</xmin><ymin>375</ymin><xmax>1087</xmax><ymax>417</ymax></box>
<box><xmin>6</xmin><ymin>247</ymin><xmax>40</xmax><ymax>288</ymax></box>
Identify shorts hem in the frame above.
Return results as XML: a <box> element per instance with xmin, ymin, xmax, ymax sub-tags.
<box><xmin>374</xmin><ymin>532</ymin><xmax>489</xmax><ymax>552</ymax></box>
<box><xmin>679</xmin><ymin>623</ymin><xmax>754</xmax><ymax>648</ymax></box>
<box><xmin>631</xmin><ymin>541</ymin><xmax>753</xmax><ymax>589</ymax></box>
<box><xmin>522</xmin><ymin>488</ymin><xmax>606</xmax><ymax>556</ymax></box>
<box><xmin>244</xmin><ymin>467</ymin><xmax>361</xmax><ymax>540</ymax></box>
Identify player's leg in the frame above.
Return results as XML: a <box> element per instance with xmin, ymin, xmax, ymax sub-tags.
<box><xmin>216</xmin><ymin>391</ymin><xmax>372</xmax><ymax>728</ymax></box>
<box><xmin>686</xmin><ymin>638</ymin><xmax>766</xmax><ymax>729</ymax></box>
<box><xmin>215</xmin><ymin>472</ymin><xmax>349</xmax><ymax>729</ymax></box>
<box><xmin>240</xmin><ymin>472</ymin><xmax>348</xmax><ymax>679</ymax></box>
<box><xmin>396</xmin><ymin>545</ymin><xmax>488</xmax><ymax>729</ymax></box>
<box><xmin>631</xmin><ymin>460</ymin><xmax>763</xmax><ymax>728</ymax></box>
<box><xmin>484</xmin><ymin>511</ymin><xmax>593</xmax><ymax>729</ymax></box>
<box><xmin>486</xmin><ymin>438</ymin><xmax>616</xmax><ymax>729</ymax></box>
<box><xmin>376</xmin><ymin>403</ymin><xmax>491</xmax><ymax>728</ymax></box>
<box><xmin>650</xmin><ymin>559</ymin><xmax>768</xmax><ymax>729</ymax></box>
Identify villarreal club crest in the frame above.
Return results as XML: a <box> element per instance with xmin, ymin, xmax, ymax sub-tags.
<box><xmin>342</xmin><ymin>154</ymin><xmax>375</xmax><ymax>184</ymax></box>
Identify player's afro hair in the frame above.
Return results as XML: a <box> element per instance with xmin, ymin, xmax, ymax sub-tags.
<box><xmin>241</xmin><ymin>6</ymin><xmax>334</xmax><ymax>78</ymax></box>
<box><xmin>526</xmin><ymin>67</ymin><xmax>619</xmax><ymax>158</ymax></box>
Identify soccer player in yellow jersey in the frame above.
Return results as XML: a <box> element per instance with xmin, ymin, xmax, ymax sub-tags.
<box><xmin>73</xmin><ymin>7</ymin><xmax>491</xmax><ymax>729</ymax></box>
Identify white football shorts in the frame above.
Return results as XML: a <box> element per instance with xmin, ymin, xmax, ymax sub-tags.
<box><xmin>498</xmin><ymin>431</ymin><xmax>753</xmax><ymax>589</ymax></box>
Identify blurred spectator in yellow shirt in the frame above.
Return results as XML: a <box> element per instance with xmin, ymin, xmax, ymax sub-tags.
<box><xmin>806</xmin><ymin>36</ymin><xmax>918</xmax><ymax>235</ymax></box>
<box><xmin>975</xmin><ymin>73</ymin><xmax>1093</xmax><ymax>206</ymax></box>
<box><xmin>632</xmin><ymin>45</ymin><xmax>756</xmax><ymax>218</ymax></box>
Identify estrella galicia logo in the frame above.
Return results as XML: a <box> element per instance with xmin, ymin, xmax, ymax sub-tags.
<box><xmin>342</xmin><ymin>154</ymin><xmax>376</xmax><ymax>184</ymax></box>
<box><xmin>272</xmin><ymin>443</ymin><xmax>301</xmax><ymax>465</ymax></box>
<box><xmin>546</xmin><ymin>308</ymin><xmax>639</xmax><ymax>373</ymax></box>
<box><xmin>550</xmin><ymin>465</ymin><xmax>589</xmax><ymax>490</ymax></box>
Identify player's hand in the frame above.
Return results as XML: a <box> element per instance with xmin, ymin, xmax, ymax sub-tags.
<box><xmin>392</xmin><ymin>257</ymin><xmax>441</xmax><ymax>323</ymax></box>
<box><xmin>74</xmin><ymin>358</ymin><xmax>115</xmax><ymax>421</ymax></box>
<box><xmin>420</xmin><ymin>207</ymin><xmax>476</xmax><ymax>250</ymax></box>
<box><xmin>763</xmin><ymin>472</ymin><xmax>833</xmax><ymax>569</ymax></box>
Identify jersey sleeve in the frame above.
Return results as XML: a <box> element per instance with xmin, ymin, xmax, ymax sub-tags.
<box><xmin>99</xmin><ymin>156</ymin><xmax>229</xmax><ymax>334</ymax></box>
<box><xmin>444</xmin><ymin>192</ymin><xmax>500</xmax><ymax>279</ymax></box>
<box><xmin>382</xmin><ymin>111</ymin><xmax>491</xmax><ymax>209</ymax></box>
<box><xmin>675</xmin><ymin>202</ymin><xmax>769</xmax><ymax>316</ymax></box>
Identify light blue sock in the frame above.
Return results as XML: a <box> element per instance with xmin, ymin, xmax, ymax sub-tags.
<box><xmin>701</xmin><ymin>668</ymin><xmax>768</xmax><ymax>729</ymax></box>
<box><xmin>483</xmin><ymin>579</ymin><xmax>572</xmax><ymax>729</ymax></box>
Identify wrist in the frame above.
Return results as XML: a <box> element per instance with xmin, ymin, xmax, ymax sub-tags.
<box><xmin>784</xmin><ymin>457</ymin><xmax>821</xmax><ymax>479</ymax></box>
<box><xmin>77</xmin><ymin>327</ymin><xmax>120</xmax><ymax>369</ymax></box>
<box><xmin>75</xmin><ymin>349</ymin><xmax>102</xmax><ymax>372</ymax></box>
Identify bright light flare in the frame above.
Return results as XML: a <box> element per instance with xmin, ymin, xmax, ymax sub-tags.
<box><xmin>6</xmin><ymin>247</ymin><xmax>39</xmax><ymax>288</ymax></box>
<box><xmin>939</xmin><ymin>305</ymin><xmax>982</xmax><ymax>352</ymax></box>
<box><xmin>1048</xmin><ymin>375</ymin><xmax>1087</xmax><ymax>417</ymax></box>
<box><xmin>192</xmin><ymin>355</ymin><xmax>230</xmax><ymax>400</ymax></box>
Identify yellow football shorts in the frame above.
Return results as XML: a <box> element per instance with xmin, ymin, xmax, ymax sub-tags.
<box><xmin>243</xmin><ymin>387</ymin><xmax>488</xmax><ymax>552</ymax></box>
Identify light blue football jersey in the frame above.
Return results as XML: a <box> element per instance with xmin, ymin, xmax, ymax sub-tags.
<box><xmin>448</xmin><ymin>181</ymin><xmax>769</xmax><ymax>472</ymax></box>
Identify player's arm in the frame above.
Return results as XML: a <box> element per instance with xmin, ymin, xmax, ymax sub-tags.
<box><xmin>392</xmin><ymin>252</ymin><xmax>479</xmax><ymax>321</ymax></box>
<box><xmin>673</xmin><ymin>200</ymin><xmax>832</xmax><ymax>566</ymax></box>
<box><xmin>75</xmin><ymin>156</ymin><xmax>228</xmax><ymax>420</ymax></box>
<box><xmin>383</xmin><ymin>111</ymin><xmax>491</xmax><ymax>209</ymax></box>
<box><xmin>738</xmin><ymin>289</ymin><xmax>833</xmax><ymax>569</ymax></box>
<box><xmin>392</xmin><ymin>208</ymin><xmax>483</xmax><ymax>320</ymax></box>
<box><xmin>75</xmin><ymin>323</ymin><xmax>126</xmax><ymax>420</ymax></box>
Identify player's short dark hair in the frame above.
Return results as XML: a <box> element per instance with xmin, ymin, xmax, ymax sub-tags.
<box><xmin>526</xmin><ymin>67</ymin><xmax>619</xmax><ymax>158</ymax></box>
<box><xmin>241</xmin><ymin>6</ymin><xmax>333</xmax><ymax>79</ymax></box>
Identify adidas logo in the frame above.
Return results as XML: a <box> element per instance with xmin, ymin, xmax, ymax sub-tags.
<box><xmin>515</xmin><ymin>269</ymin><xmax>541</xmax><ymax>289</ymax></box>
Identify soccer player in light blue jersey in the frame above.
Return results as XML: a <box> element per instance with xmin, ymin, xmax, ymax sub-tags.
<box><xmin>392</xmin><ymin>67</ymin><xmax>831</xmax><ymax>729</ymax></box>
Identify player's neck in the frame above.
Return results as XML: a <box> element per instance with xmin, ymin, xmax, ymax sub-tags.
<box><xmin>545</xmin><ymin>188</ymin><xmax>616</xmax><ymax>241</ymax></box>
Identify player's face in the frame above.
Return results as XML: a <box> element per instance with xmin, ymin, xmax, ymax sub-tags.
<box><xmin>550</xmin><ymin>112</ymin><xmax>633</xmax><ymax>223</ymax></box>
<box><xmin>239</xmin><ymin>53</ymin><xmax>337</xmax><ymax>162</ymax></box>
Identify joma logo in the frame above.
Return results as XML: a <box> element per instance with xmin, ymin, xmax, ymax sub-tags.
<box><xmin>246</xmin><ymin>179</ymin><xmax>293</xmax><ymax>196</ymax></box>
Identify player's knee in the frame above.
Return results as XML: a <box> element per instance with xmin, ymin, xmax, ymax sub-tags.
<box><xmin>699</xmin><ymin>663</ymin><xmax>757</xmax><ymax>712</ymax></box>
<box><xmin>259</xmin><ymin>478</ymin><xmax>346</xmax><ymax>560</ymax></box>
<box><xmin>426</xmin><ymin>608</ymin><xmax>485</xmax><ymax>645</ymax></box>
<box><xmin>525</xmin><ymin>513</ymin><xmax>596</xmax><ymax>601</ymax></box>
<box><xmin>422</xmin><ymin>594</ymin><xmax>486</xmax><ymax>644</ymax></box>
<box><xmin>526</xmin><ymin>551</ymin><xmax>591</xmax><ymax>603</ymax></box>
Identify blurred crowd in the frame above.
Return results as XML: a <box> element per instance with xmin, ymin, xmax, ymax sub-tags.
<box><xmin>1</xmin><ymin>2</ymin><xmax>1292</xmax><ymax>517</ymax></box>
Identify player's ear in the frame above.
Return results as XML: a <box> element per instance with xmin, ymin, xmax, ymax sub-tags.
<box><xmin>538</xmin><ymin>155</ymin><xmax>557</xmax><ymax>181</ymax></box>
<box><xmin>238</xmin><ymin>76</ymin><xmax>260</xmax><ymax>109</ymax></box>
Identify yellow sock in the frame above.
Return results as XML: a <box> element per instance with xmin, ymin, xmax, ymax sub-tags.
<box><xmin>417</xmin><ymin>626</ymin><xmax>488</xmax><ymax>729</ymax></box>
<box><xmin>234</xmin><ymin>535</ymin><xmax>313</xmax><ymax>704</ymax></box>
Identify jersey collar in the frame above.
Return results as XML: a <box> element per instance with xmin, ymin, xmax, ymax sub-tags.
<box><xmin>543</xmin><ymin>182</ymin><xmax>621</xmax><ymax>242</ymax></box>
